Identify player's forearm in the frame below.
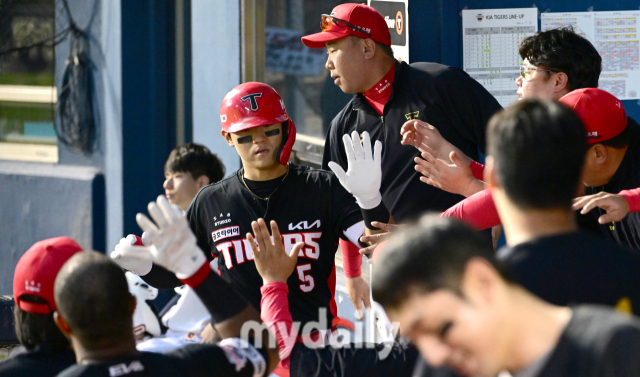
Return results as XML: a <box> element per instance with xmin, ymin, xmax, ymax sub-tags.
<box><xmin>260</xmin><ymin>282</ymin><xmax>296</xmax><ymax>367</ymax></box>
<box><xmin>619</xmin><ymin>188</ymin><xmax>640</xmax><ymax>212</ymax></box>
<box><xmin>141</xmin><ymin>263</ymin><xmax>183</xmax><ymax>289</ymax></box>
<box><xmin>187</xmin><ymin>266</ymin><xmax>279</xmax><ymax>371</ymax></box>
<box><xmin>340</xmin><ymin>239</ymin><xmax>362</xmax><ymax>278</ymax></box>
<box><xmin>440</xmin><ymin>189</ymin><xmax>500</xmax><ymax>230</ymax></box>
<box><xmin>469</xmin><ymin>160</ymin><xmax>485</xmax><ymax>181</ymax></box>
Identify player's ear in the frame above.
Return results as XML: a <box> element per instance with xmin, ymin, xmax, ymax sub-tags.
<box><xmin>221</xmin><ymin>131</ymin><xmax>235</xmax><ymax>147</ymax></box>
<box><xmin>362</xmin><ymin>38</ymin><xmax>376</xmax><ymax>59</ymax></box>
<box><xmin>195</xmin><ymin>174</ymin><xmax>210</xmax><ymax>189</ymax></box>
<box><xmin>553</xmin><ymin>72</ymin><xmax>569</xmax><ymax>94</ymax></box>
<box><xmin>53</xmin><ymin>311</ymin><xmax>72</xmax><ymax>337</ymax></box>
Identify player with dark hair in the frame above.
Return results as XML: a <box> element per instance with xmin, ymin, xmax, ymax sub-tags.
<box><xmin>517</xmin><ymin>26</ymin><xmax>602</xmax><ymax>97</ymax></box>
<box><xmin>164</xmin><ymin>142</ymin><xmax>225</xmax><ymax>212</ymax></box>
<box><xmin>372</xmin><ymin>215</ymin><xmax>640</xmax><ymax>377</ymax></box>
<box><xmin>0</xmin><ymin>237</ymin><xmax>82</xmax><ymax>376</ymax></box>
<box><xmin>54</xmin><ymin>197</ymin><xmax>278</xmax><ymax>376</ymax></box>
<box><xmin>301</xmin><ymin>3</ymin><xmax>501</xmax><ymax>227</ymax></box>
<box><xmin>402</xmin><ymin>29</ymin><xmax>640</xmax><ymax>246</ymax></box>
<box><xmin>486</xmin><ymin>98</ymin><xmax>640</xmax><ymax>311</ymax></box>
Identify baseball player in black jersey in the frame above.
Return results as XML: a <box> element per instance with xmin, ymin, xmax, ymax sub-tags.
<box><xmin>133</xmin><ymin>83</ymin><xmax>381</xmax><ymax>359</ymax></box>
<box><xmin>55</xmin><ymin>198</ymin><xmax>278</xmax><ymax>377</ymax></box>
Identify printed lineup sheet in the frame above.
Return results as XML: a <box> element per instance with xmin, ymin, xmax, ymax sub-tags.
<box><xmin>542</xmin><ymin>11</ymin><xmax>640</xmax><ymax>100</ymax></box>
<box><xmin>462</xmin><ymin>8</ymin><xmax>538</xmax><ymax>107</ymax></box>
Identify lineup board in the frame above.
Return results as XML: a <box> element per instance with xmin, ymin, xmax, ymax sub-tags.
<box><xmin>542</xmin><ymin>11</ymin><xmax>640</xmax><ymax>100</ymax></box>
<box><xmin>462</xmin><ymin>8</ymin><xmax>538</xmax><ymax>107</ymax></box>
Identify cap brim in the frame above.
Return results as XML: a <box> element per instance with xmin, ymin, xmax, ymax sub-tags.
<box><xmin>17</xmin><ymin>298</ymin><xmax>53</xmax><ymax>315</ymax></box>
<box><xmin>301</xmin><ymin>31</ymin><xmax>350</xmax><ymax>48</ymax></box>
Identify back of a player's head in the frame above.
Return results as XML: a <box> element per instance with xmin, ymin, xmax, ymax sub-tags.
<box><xmin>54</xmin><ymin>251</ymin><xmax>133</xmax><ymax>349</ymax></box>
<box><xmin>13</xmin><ymin>237</ymin><xmax>83</xmax><ymax>350</ymax></box>
<box><xmin>372</xmin><ymin>215</ymin><xmax>509</xmax><ymax>310</ymax></box>
<box><xmin>164</xmin><ymin>142</ymin><xmax>225</xmax><ymax>184</ymax></box>
<box><xmin>519</xmin><ymin>27</ymin><xmax>601</xmax><ymax>91</ymax></box>
<box><xmin>13</xmin><ymin>297</ymin><xmax>70</xmax><ymax>350</ymax></box>
<box><xmin>487</xmin><ymin>99</ymin><xmax>587</xmax><ymax>210</ymax></box>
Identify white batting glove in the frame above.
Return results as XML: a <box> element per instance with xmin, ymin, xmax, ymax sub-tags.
<box><xmin>110</xmin><ymin>235</ymin><xmax>153</xmax><ymax>276</ymax></box>
<box><xmin>328</xmin><ymin>131</ymin><xmax>383</xmax><ymax>209</ymax></box>
<box><xmin>119</xmin><ymin>195</ymin><xmax>208</xmax><ymax>279</ymax></box>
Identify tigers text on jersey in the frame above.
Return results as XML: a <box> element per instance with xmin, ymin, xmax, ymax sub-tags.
<box><xmin>186</xmin><ymin>164</ymin><xmax>361</xmax><ymax>330</ymax></box>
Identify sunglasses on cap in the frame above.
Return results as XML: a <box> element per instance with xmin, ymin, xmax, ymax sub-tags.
<box><xmin>321</xmin><ymin>14</ymin><xmax>371</xmax><ymax>36</ymax></box>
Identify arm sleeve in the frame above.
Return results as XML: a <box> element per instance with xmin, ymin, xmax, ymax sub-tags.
<box><xmin>260</xmin><ymin>282</ymin><xmax>296</xmax><ymax>370</ymax></box>
<box><xmin>340</xmin><ymin>238</ymin><xmax>363</xmax><ymax>279</ymax></box>
<box><xmin>141</xmin><ymin>264</ymin><xmax>183</xmax><ymax>289</ymax></box>
<box><xmin>469</xmin><ymin>160</ymin><xmax>485</xmax><ymax>181</ymax></box>
<box><xmin>619</xmin><ymin>188</ymin><xmax>640</xmax><ymax>212</ymax></box>
<box><xmin>433</xmin><ymin>67</ymin><xmax>502</xmax><ymax>154</ymax></box>
<box><xmin>439</xmin><ymin>189</ymin><xmax>500</xmax><ymax>230</ymax></box>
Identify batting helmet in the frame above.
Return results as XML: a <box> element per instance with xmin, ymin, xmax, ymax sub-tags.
<box><xmin>220</xmin><ymin>82</ymin><xmax>296</xmax><ymax>165</ymax></box>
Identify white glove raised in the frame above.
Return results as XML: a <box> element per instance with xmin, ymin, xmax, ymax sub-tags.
<box><xmin>328</xmin><ymin>131</ymin><xmax>383</xmax><ymax>209</ymax></box>
<box><xmin>119</xmin><ymin>195</ymin><xmax>208</xmax><ymax>280</ymax></box>
<box><xmin>111</xmin><ymin>234</ymin><xmax>153</xmax><ymax>276</ymax></box>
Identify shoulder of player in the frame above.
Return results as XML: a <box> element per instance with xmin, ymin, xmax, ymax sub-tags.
<box><xmin>498</xmin><ymin>232</ymin><xmax>637</xmax><ymax>261</ymax></box>
<box><xmin>403</xmin><ymin>62</ymin><xmax>470</xmax><ymax>88</ymax></box>
<box><xmin>565</xmin><ymin>306</ymin><xmax>640</xmax><ymax>350</ymax></box>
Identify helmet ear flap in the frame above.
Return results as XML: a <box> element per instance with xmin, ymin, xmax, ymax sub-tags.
<box><xmin>275</xmin><ymin>119</ymin><xmax>296</xmax><ymax>165</ymax></box>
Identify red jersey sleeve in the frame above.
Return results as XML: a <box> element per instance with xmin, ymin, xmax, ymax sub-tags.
<box><xmin>260</xmin><ymin>282</ymin><xmax>297</xmax><ymax>373</ymax></box>
<box><xmin>469</xmin><ymin>160</ymin><xmax>485</xmax><ymax>181</ymax></box>
<box><xmin>439</xmin><ymin>188</ymin><xmax>500</xmax><ymax>230</ymax></box>
<box><xmin>340</xmin><ymin>239</ymin><xmax>362</xmax><ymax>278</ymax></box>
<box><xmin>619</xmin><ymin>188</ymin><xmax>640</xmax><ymax>212</ymax></box>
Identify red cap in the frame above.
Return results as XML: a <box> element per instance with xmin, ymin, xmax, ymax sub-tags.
<box><xmin>302</xmin><ymin>3</ymin><xmax>391</xmax><ymax>48</ymax></box>
<box><xmin>13</xmin><ymin>237</ymin><xmax>83</xmax><ymax>314</ymax></box>
<box><xmin>559</xmin><ymin>88</ymin><xmax>628</xmax><ymax>144</ymax></box>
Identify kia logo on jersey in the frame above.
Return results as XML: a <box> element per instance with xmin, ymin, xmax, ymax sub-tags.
<box><xmin>240</xmin><ymin>93</ymin><xmax>262</xmax><ymax>111</ymax></box>
<box><xmin>289</xmin><ymin>220</ymin><xmax>321</xmax><ymax>230</ymax></box>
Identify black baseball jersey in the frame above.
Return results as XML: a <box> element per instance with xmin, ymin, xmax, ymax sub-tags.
<box><xmin>289</xmin><ymin>340</ymin><xmax>420</xmax><ymax>377</ymax></box>
<box><xmin>322</xmin><ymin>61</ymin><xmax>502</xmax><ymax>222</ymax></box>
<box><xmin>497</xmin><ymin>231</ymin><xmax>640</xmax><ymax>314</ymax></box>
<box><xmin>56</xmin><ymin>339</ymin><xmax>268</xmax><ymax>377</ymax></box>
<box><xmin>0</xmin><ymin>346</ymin><xmax>75</xmax><ymax>377</ymax></box>
<box><xmin>519</xmin><ymin>306</ymin><xmax>640</xmax><ymax>377</ymax></box>
<box><xmin>186</xmin><ymin>164</ymin><xmax>361</xmax><ymax>330</ymax></box>
<box><xmin>583</xmin><ymin>117</ymin><xmax>640</xmax><ymax>251</ymax></box>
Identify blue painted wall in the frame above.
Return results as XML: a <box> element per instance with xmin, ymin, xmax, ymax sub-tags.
<box><xmin>121</xmin><ymin>1</ymin><xmax>178</xmax><ymax>237</ymax></box>
<box><xmin>408</xmin><ymin>0</ymin><xmax>640</xmax><ymax>122</ymax></box>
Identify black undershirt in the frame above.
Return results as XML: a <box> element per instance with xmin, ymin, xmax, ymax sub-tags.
<box><xmin>243</xmin><ymin>172</ymin><xmax>287</xmax><ymax>200</ymax></box>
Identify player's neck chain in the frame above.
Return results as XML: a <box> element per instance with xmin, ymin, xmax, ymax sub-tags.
<box><xmin>241</xmin><ymin>164</ymin><xmax>290</xmax><ymax>201</ymax></box>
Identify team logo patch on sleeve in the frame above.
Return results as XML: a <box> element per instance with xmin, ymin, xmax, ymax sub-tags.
<box><xmin>212</xmin><ymin>226</ymin><xmax>240</xmax><ymax>242</ymax></box>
